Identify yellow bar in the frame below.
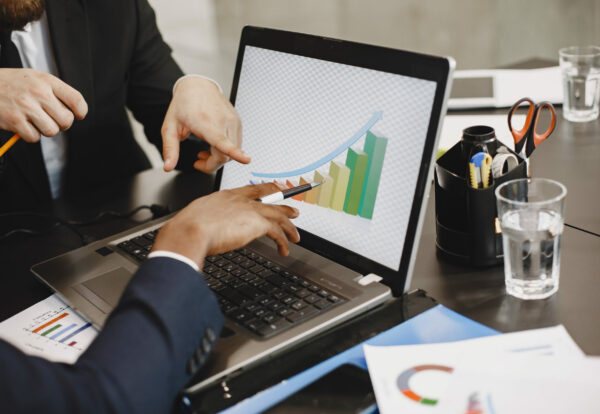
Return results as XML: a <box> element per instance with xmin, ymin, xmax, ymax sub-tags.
<box><xmin>303</xmin><ymin>175</ymin><xmax>319</xmax><ymax>204</ymax></box>
<box><xmin>315</xmin><ymin>171</ymin><xmax>333</xmax><ymax>207</ymax></box>
<box><xmin>329</xmin><ymin>161</ymin><xmax>351</xmax><ymax>211</ymax></box>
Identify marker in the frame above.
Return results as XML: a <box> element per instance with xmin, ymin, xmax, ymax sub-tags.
<box><xmin>258</xmin><ymin>182</ymin><xmax>323</xmax><ymax>203</ymax></box>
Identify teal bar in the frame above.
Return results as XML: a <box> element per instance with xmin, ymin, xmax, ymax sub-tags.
<box><xmin>343</xmin><ymin>148</ymin><xmax>369</xmax><ymax>215</ymax></box>
<box><xmin>358</xmin><ymin>130</ymin><xmax>388</xmax><ymax>219</ymax></box>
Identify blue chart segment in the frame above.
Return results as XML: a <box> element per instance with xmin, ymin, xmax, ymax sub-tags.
<box><xmin>250</xmin><ymin>111</ymin><xmax>383</xmax><ymax>178</ymax></box>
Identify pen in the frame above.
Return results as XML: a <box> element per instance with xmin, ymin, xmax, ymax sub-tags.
<box><xmin>258</xmin><ymin>181</ymin><xmax>323</xmax><ymax>203</ymax></box>
<box><xmin>0</xmin><ymin>134</ymin><xmax>20</xmax><ymax>158</ymax></box>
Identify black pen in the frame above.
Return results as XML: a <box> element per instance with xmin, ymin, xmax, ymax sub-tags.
<box><xmin>258</xmin><ymin>182</ymin><xmax>323</xmax><ymax>203</ymax></box>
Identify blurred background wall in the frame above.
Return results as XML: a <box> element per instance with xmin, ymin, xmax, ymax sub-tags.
<box><xmin>136</xmin><ymin>0</ymin><xmax>600</xmax><ymax>165</ymax></box>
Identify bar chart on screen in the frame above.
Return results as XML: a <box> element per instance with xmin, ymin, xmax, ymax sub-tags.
<box><xmin>250</xmin><ymin>111</ymin><xmax>389</xmax><ymax>220</ymax></box>
<box><xmin>0</xmin><ymin>294</ymin><xmax>98</xmax><ymax>364</ymax></box>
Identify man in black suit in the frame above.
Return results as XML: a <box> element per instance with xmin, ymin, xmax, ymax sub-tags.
<box><xmin>0</xmin><ymin>182</ymin><xmax>301</xmax><ymax>413</ymax></box>
<box><xmin>0</xmin><ymin>0</ymin><xmax>250</xmax><ymax>212</ymax></box>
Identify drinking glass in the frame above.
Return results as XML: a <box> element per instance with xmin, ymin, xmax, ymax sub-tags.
<box><xmin>559</xmin><ymin>46</ymin><xmax>600</xmax><ymax>122</ymax></box>
<box><xmin>496</xmin><ymin>178</ymin><xmax>567</xmax><ymax>300</ymax></box>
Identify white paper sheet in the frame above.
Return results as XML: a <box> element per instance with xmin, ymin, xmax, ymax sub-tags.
<box><xmin>0</xmin><ymin>294</ymin><xmax>98</xmax><ymax>364</ymax></box>
<box><xmin>364</xmin><ymin>326</ymin><xmax>584</xmax><ymax>414</ymax></box>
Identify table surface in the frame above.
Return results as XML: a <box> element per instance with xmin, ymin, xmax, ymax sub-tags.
<box><xmin>0</xmin><ymin>58</ymin><xmax>598</xmax><ymax>409</ymax></box>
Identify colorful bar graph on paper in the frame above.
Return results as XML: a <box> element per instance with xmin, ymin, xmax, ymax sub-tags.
<box><xmin>359</xmin><ymin>130</ymin><xmax>388</xmax><ymax>219</ymax></box>
<box><xmin>50</xmin><ymin>323</ymin><xmax>78</xmax><ymax>340</ymax></box>
<box><xmin>343</xmin><ymin>148</ymin><xmax>369</xmax><ymax>215</ymax></box>
<box><xmin>41</xmin><ymin>324</ymin><xmax>62</xmax><ymax>337</ymax></box>
<box><xmin>32</xmin><ymin>312</ymin><xmax>69</xmax><ymax>333</ymax></box>
<box><xmin>59</xmin><ymin>322</ymin><xmax>92</xmax><ymax>343</ymax></box>
<box><xmin>315</xmin><ymin>171</ymin><xmax>333</xmax><ymax>207</ymax></box>
<box><xmin>329</xmin><ymin>162</ymin><xmax>350</xmax><ymax>211</ymax></box>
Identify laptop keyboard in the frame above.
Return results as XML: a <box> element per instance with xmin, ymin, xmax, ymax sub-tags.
<box><xmin>116</xmin><ymin>229</ymin><xmax>345</xmax><ymax>338</ymax></box>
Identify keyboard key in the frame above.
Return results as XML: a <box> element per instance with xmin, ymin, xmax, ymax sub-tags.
<box><xmin>286</xmin><ymin>306</ymin><xmax>318</xmax><ymax>323</ymax></box>
<box><xmin>249</xmin><ymin>265</ymin><xmax>265</xmax><ymax>274</ymax></box>
<box><xmin>239</xmin><ymin>285</ymin><xmax>264</xmax><ymax>301</ymax></box>
<box><xmin>281</xmin><ymin>296</ymin><xmax>295</xmax><ymax>305</ymax></box>
<box><xmin>223</xmin><ymin>251</ymin><xmax>239</xmax><ymax>260</ymax></box>
<box><xmin>247</xmin><ymin>252</ymin><xmax>259</xmax><ymax>260</ymax></box>
<box><xmin>215</xmin><ymin>259</ymin><xmax>229</xmax><ymax>268</ymax></box>
<box><xmin>244</xmin><ymin>303</ymin><xmax>261</xmax><ymax>313</ymax></box>
<box><xmin>264</xmin><ymin>261</ymin><xmax>276</xmax><ymax>269</ymax></box>
<box><xmin>272</xmin><ymin>289</ymin><xmax>287</xmax><ymax>300</ymax></box>
<box><xmin>318</xmin><ymin>289</ymin><xmax>329</xmax><ymax>298</ymax></box>
<box><xmin>328</xmin><ymin>295</ymin><xmax>342</xmax><ymax>303</ymax></box>
<box><xmin>291</xmin><ymin>300</ymin><xmax>307</xmax><ymax>311</ymax></box>
<box><xmin>258</xmin><ymin>282</ymin><xmax>278</xmax><ymax>295</ymax></box>
<box><xmin>254</xmin><ymin>256</ymin><xmax>266</xmax><ymax>265</ymax></box>
<box><xmin>263</xmin><ymin>313</ymin><xmax>280</xmax><ymax>324</ymax></box>
<box><xmin>314</xmin><ymin>298</ymin><xmax>332</xmax><ymax>310</ymax></box>
<box><xmin>132</xmin><ymin>236</ymin><xmax>152</xmax><ymax>248</ymax></box>
<box><xmin>258</xmin><ymin>269</ymin><xmax>275</xmax><ymax>278</ymax></box>
<box><xmin>254</xmin><ymin>308</ymin><xmax>267</xmax><ymax>318</ymax></box>
<box><xmin>303</xmin><ymin>294</ymin><xmax>320</xmax><ymax>304</ymax></box>
<box><xmin>240</xmin><ymin>260</ymin><xmax>254</xmax><ymax>269</ymax></box>
<box><xmin>308</xmin><ymin>284</ymin><xmax>320</xmax><ymax>292</ymax></box>
<box><xmin>221</xmin><ymin>275</ymin><xmax>236</xmax><ymax>285</ymax></box>
<box><xmin>265</xmin><ymin>274</ymin><xmax>288</xmax><ymax>287</ymax></box>
<box><xmin>206</xmin><ymin>255</ymin><xmax>219</xmax><ymax>263</ymax></box>
<box><xmin>143</xmin><ymin>231</ymin><xmax>156</xmax><ymax>241</ymax></box>
<box><xmin>235</xmin><ymin>248</ymin><xmax>249</xmax><ymax>256</ymax></box>
<box><xmin>267</xmin><ymin>301</ymin><xmax>284</xmax><ymax>311</ymax></box>
<box><xmin>245</xmin><ymin>319</ymin><xmax>266</xmax><ymax>333</ymax></box>
<box><xmin>202</xmin><ymin>265</ymin><xmax>217</xmax><ymax>274</ymax></box>
<box><xmin>117</xmin><ymin>241</ymin><xmax>137</xmax><ymax>253</ymax></box>
<box><xmin>294</xmin><ymin>289</ymin><xmax>310</xmax><ymax>299</ymax></box>
<box><xmin>232</xmin><ymin>256</ymin><xmax>245</xmax><ymax>264</ymax></box>
<box><xmin>219</xmin><ymin>288</ymin><xmax>248</xmax><ymax>306</ymax></box>
<box><xmin>285</xmin><ymin>285</ymin><xmax>301</xmax><ymax>294</ymax></box>
<box><xmin>300</xmin><ymin>280</ymin><xmax>310</xmax><ymax>288</ymax></box>
<box><xmin>232</xmin><ymin>268</ymin><xmax>248</xmax><ymax>277</ymax></box>
<box><xmin>278</xmin><ymin>308</ymin><xmax>293</xmax><ymax>317</ymax></box>
<box><xmin>223</xmin><ymin>263</ymin><xmax>237</xmax><ymax>272</ymax></box>
<box><xmin>258</xmin><ymin>297</ymin><xmax>274</xmax><ymax>307</ymax></box>
<box><xmin>258</xmin><ymin>319</ymin><xmax>291</xmax><ymax>336</ymax></box>
<box><xmin>229</xmin><ymin>309</ymin><xmax>252</xmax><ymax>323</ymax></box>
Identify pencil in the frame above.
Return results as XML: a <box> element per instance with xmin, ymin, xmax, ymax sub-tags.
<box><xmin>0</xmin><ymin>134</ymin><xmax>20</xmax><ymax>158</ymax></box>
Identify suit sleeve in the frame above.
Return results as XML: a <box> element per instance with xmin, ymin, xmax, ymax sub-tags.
<box><xmin>126</xmin><ymin>0</ymin><xmax>209</xmax><ymax>171</ymax></box>
<box><xmin>0</xmin><ymin>257</ymin><xmax>224</xmax><ymax>414</ymax></box>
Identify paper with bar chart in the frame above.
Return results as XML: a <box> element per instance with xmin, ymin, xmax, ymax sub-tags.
<box><xmin>0</xmin><ymin>294</ymin><xmax>98</xmax><ymax>363</ymax></box>
<box><xmin>222</xmin><ymin>46</ymin><xmax>437</xmax><ymax>269</ymax></box>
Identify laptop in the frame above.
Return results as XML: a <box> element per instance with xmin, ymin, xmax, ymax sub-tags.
<box><xmin>31</xmin><ymin>26</ymin><xmax>454</xmax><ymax>392</ymax></box>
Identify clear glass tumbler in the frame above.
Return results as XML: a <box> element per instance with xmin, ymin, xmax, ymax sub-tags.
<box><xmin>496</xmin><ymin>178</ymin><xmax>567</xmax><ymax>300</ymax></box>
<box><xmin>559</xmin><ymin>46</ymin><xmax>600</xmax><ymax>122</ymax></box>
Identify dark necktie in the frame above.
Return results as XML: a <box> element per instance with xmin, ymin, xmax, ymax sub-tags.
<box><xmin>0</xmin><ymin>30</ymin><xmax>23</xmax><ymax>68</ymax></box>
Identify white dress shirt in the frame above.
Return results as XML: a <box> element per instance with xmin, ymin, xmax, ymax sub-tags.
<box><xmin>9</xmin><ymin>14</ymin><xmax>67</xmax><ymax>199</ymax></box>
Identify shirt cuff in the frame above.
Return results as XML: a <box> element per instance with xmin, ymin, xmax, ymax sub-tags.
<box><xmin>147</xmin><ymin>251</ymin><xmax>200</xmax><ymax>272</ymax></box>
<box><xmin>173</xmin><ymin>74</ymin><xmax>223</xmax><ymax>95</ymax></box>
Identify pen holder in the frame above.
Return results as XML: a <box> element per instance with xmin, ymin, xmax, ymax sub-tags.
<box><xmin>434</xmin><ymin>126</ymin><xmax>527</xmax><ymax>267</ymax></box>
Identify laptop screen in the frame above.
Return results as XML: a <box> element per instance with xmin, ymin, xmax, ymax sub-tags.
<box><xmin>220</xmin><ymin>44</ymin><xmax>438</xmax><ymax>271</ymax></box>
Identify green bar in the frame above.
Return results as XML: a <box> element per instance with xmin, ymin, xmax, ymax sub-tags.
<box><xmin>358</xmin><ymin>131</ymin><xmax>388</xmax><ymax>219</ymax></box>
<box><xmin>329</xmin><ymin>162</ymin><xmax>350</xmax><ymax>211</ymax></box>
<box><xmin>343</xmin><ymin>148</ymin><xmax>369</xmax><ymax>215</ymax></box>
<box><xmin>41</xmin><ymin>324</ymin><xmax>62</xmax><ymax>337</ymax></box>
<box><xmin>315</xmin><ymin>171</ymin><xmax>333</xmax><ymax>207</ymax></box>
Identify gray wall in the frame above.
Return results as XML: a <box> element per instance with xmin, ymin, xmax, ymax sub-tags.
<box><xmin>138</xmin><ymin>0</ymin><xmax>600</xmax><ymax>165</ymax></box>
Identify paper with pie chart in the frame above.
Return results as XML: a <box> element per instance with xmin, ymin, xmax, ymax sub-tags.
<box><xmin>363</xmin><ymin>326</ymin><xmax>584</xmax><ymax>414</ymax></box>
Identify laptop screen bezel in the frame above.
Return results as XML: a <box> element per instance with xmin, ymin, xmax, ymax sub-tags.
<box><xmin>215</xmin><ymin>26</ymin><xmax>451</xmax><ymax>295</ymax></box>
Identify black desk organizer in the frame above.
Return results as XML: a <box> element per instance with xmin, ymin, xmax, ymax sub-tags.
<box><xmin>435</xmin><ymin>125</ymin><xmax>527</xmax><ymax>267</ymax></box>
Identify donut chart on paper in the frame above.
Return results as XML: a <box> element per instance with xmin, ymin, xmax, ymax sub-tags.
<box><xmin>396</xmin><ymin>364</ymin><xmax>454</xmax><ymax>406</ymax></box>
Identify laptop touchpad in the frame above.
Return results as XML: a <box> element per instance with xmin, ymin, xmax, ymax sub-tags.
<box><xmin>72</xmin><ymin>267</ymin><xmax>133</xmax><ymax>314</ymax></box>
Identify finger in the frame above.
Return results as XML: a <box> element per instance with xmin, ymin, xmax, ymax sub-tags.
<box><xmin>231</xmin><ymin>182</ymin><xmax>282</xmax><ymax>199</ymax></box>
<box><xmin>27</xmin><ymin>108</ymin><xmax>60</xmax><ymax>137</ymax></box>
<box><xmin>194</xmin><ymin>126</ymin><xmax>251</xmax><ymax>165</ymax></box>
<box><xmin>14</xmin><ymin>119</ymin><xmax>41</xmax><ymax>142</ymax></box>
<box><xmin>50</xmin><ymin>77</ymin><xmax>88</xmax><ymax>120</ymax></box>
<box><xmin>255</xmin><ymin>204</ymin><xmax>300</xmax><ymax>242</ymax></box>
<box><xmin>41</xmin><ymin>97</ymin><xmax>75</xmax><ymax>131</ymax></box>
<box><xmin>193</xmin><ymin>148</ymin><xmax>230</xmax><ymax>173</ymax></box>
<box><xmin>161</xmin><ymin>119</ymin><xmax>181</xmax><ymax>172</ymax></box>
<box><xmin>265</xmin><ymin>222</ymin><xmax>290</xmax><ymax>256</ymax></box>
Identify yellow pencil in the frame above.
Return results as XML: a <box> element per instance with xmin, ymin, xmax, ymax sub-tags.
<box><xmin>0</xmin><ymin>134</ymin><xmax>20</xmax><ymax>158</ymax></box>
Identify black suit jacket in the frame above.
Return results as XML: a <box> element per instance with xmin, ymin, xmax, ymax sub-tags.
<box><xmin>0</xmin><ymin>257</ymin><xmax>224</xmax><ymax>413</ymax></box>
<box><xmin>0</xmin><ymin>0</ymin><xmax>207</xmax><ymax>213</ymax></box>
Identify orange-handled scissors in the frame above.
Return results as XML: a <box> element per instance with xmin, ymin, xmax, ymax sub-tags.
<box><xmin>508</xmin><ymin>97</ymin><xmax>556</xmax><ymax>158</ymax></box>
<box><xmin>0</xmin><ymin>133</ymin><xmax>20</xmax><ymax>158</ymax></box>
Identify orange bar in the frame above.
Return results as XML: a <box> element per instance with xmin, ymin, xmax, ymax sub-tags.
<box><xmin>32</xmin><ymin>313</ymin><xmax>68</xmax><ymax>333</ymax></box>
<box><xmin>286</xmin><ymin>180</ymin><xmax>304</xmax><ymax>200</ymax></box>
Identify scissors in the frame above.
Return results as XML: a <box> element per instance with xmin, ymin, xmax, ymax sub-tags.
<box><xmin>507</xmin><ymin>97</ymin><xmax>556</xmax><ymax>158</ymax></box>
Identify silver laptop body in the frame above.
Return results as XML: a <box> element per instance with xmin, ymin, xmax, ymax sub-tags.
<box><xmin>32</xmin><ymin>26</ymin><xmax>454</xmax><ymax>393</ymax></box>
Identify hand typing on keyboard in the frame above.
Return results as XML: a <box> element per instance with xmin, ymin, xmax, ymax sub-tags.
<box><xmin>152</xmin><ymin>183</ymin><xmax>300</xmax><ymax>268</ymax></box>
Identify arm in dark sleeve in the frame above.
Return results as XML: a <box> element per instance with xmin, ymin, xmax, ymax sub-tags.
<box><xmin>126</xmin><ymin>0</ymin><xmax>209</xmax><ymax>171</ymax></box>
<box><xmin>0</xmin><ymin>257</ymin><xmax>223</xmax><ymax>414</ymax></box>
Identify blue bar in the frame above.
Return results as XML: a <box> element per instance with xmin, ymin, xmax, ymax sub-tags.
<box><xmin>50</xmin><ymin>323</ymin><xmax>77</xmax><ymax>340</ymax></box>
<box><xmin>59</xmin><ymin>322</ymin><xmax>92</xmax><ymax>343</ymax></box>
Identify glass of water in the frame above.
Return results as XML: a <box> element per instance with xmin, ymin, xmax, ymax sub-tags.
<box><xmin>496</xmin><ymin>178</ymin><xmax>567</xmax><ymax>300</ymax></box>
<box><xmin>559</xmin><ymin>46</ymin><xmax>600</xmax><ymax>122</ymax></box>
